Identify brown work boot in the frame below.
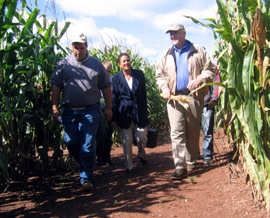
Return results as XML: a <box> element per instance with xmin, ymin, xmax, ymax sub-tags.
<box><xmin>82</xmin><ymin>182</ymin><xmax>94</xmax><ymax>191</ymax></box>
<box><xmin>171</xmin><ymin>169</ymin><xmax>188</xmax><ymax>180</ymax></box>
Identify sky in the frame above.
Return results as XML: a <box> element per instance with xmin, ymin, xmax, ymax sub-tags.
<box><xmin>34</xmin><ymin>0</ymin><xmax>218</xmax><ymax>63</ymax></box>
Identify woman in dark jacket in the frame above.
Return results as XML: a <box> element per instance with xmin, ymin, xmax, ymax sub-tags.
<box><xmin>112</xmin><ymin>53</ymin><xmax>148</xmax><ymax>173</ymax></box>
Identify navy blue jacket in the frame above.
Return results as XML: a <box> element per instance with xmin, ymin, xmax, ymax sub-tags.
<box><xmin>112</xmin><ymin>69</ymin><xmax>149</xmax><ymax>129</ymax></box>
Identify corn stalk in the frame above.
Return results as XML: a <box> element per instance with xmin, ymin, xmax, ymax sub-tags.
<box><xmin>0</xmin><ymin>0</ymin><xmax>70</xmax><ymax>185</ymax></box>
<box><xmin>188</xmin><ymin>0</ymin><xmax>270</xmax><ymax>211</ymax></box>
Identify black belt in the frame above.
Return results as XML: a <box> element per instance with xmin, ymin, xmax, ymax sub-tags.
<box><xmin>66</xmin><ymin>102</ymin><xmax>98</xmax><ymax>110</ymax></box>
<box><xmin>175</xmin><ymin>89</ymin><xmax>190</xmax><ymax>95</ymax></box>
<box><xmin>69</xmin><ymin>106</ymin><xmax>87</xmax><ymax>110</ymax></box>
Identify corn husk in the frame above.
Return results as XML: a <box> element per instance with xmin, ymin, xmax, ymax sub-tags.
<box><xmin>160</xmin><ymin>93</ymin><xmax>190</xmax><ymax>109</ymax></box>
<box><xmin>170</xmin><ymin>95</ymin><xmax>191</xmax><ymax>103</ymax></box>
<box><xmin>252</xmin><ymin>9</ymin><xmax>266</xmax><ymax>49</ymax></box>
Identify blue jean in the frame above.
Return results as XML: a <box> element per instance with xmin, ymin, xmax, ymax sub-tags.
<box><xmin>62</xmin><ymin>103</ymin><xmax>100</xmax><ymax>184</ymax></box>
<box><xmin>201</xmin><ymin>105</ymin><xmax>215</xmax><ymax>160</ymax></box>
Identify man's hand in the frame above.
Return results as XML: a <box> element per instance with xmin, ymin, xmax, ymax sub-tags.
<box><xmin>104</xmin><ymin>107</ymin><xmax>112</xmax><ymax>122</ymax></box>
<box><xmin>187</xmin><ymin>79</ymin><xmax>202</xmax><ymax>91</ymax></box>
<box><xmin>162</xmin><ymin>87</ymin><xmax>171</xmax><ymax>100</ymax></box>
<box><xmin>52</xmin><ymin>108</ymin><xmax>62</xmax><ymax>122</ymax></box>
<box><xmin>102</xmin><ymin>87</ymin><xmax>112</xmax><ymax>121</ymax></box>
<box><xmin>51</xmin><ymin>84</ymin><xmax>61</xmax><ymax>122</ymax></box>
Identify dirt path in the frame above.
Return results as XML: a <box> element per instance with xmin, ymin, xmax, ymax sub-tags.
<box><xmin>0</xmin><ymin>129</ymin><xmax>267</xmax><ymax>218</ymax></box>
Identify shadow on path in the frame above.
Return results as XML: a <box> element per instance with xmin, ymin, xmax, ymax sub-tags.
<box><xmin>0</xmin><ymin>129</ymin><xmax>235</xmax><ymax>218</ymax></box>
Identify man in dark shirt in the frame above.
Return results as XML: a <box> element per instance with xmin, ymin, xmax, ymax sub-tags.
<box><xmin>51</xmin><ymin>34</ymin><xmax>112</xmax><ymax>190</ymax></box>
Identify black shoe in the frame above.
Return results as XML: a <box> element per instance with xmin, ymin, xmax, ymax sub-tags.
<box><xmin>107</xmin><ymin>160</ymin><xmax>114</xmax><ymax>165</ymax></box>
<box><xmin>139</xmin><ymin>157</ymin><xmax>148</xmax><ymax>167</ymax></box>
<box><xmin>126</xmin><ymin>168</ymin><xmax>134</xmax><ymax>174</ymax></box>
<box><xmin>96</xmin><ymin>158</ymin><xmax>104</xmax><ymax>166</ymax></box>
<box><xmin>171</xmin><ymin>169</ymin><xmax>188</xmax><ymax>180</ymax></box>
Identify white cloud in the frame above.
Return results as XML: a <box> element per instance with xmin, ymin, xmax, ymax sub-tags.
<box><xmin>55</xmin><ymin>0</ymin><xmax>162</xmax><ymax>20</ymax></box>
<box><xmin>58</xmin><ymin>17</ymin><xmax>99</xmax><ymax>47</ymax></box>
<box><xmin>58</xmin><ymin>19</ymin><xmax>143</xmax><ymax>52</ymax></box>
<box><xmin>139</xmin><ymin>47</ymin><xmax>158</xmax><ymax>60</ymax></box>
<box><xmin>153</xmin><ymin>5</ymin><xmax>217</xmax><ymax>33</ymax></box>
<box><xmin>99</xmin><ymin>27</ymin><xmax>140</xmax><ymax>46</ymax></box>
<box><xmin>97</xmin><ymin>28</ymin><xmax>159</xmax><ymax>61</ymax></box>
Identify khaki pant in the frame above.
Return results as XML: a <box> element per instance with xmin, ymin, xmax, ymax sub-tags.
<box><xmin>167</xmin><ymin>98</ymin><xmax>204</xmax><ymax>170</ymax></box>
<box><xmin>120</xmin><ymin>126</ymin><xmax>148</xmax><ymax>170</ymax></box>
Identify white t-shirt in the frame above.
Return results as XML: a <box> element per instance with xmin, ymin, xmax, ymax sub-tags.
<box><xmin>126</xmin><ymin>77</ymin><xmax>133</xmax><ymax>90</ymax></box>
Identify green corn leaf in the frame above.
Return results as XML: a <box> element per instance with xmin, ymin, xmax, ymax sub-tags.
<box><xmin>184</xmin><ymin>15</ymin><xmax>209</xmax><ymax>28</ymax></box>
<box><xmin>44</xmin><ymin>21</ymin><xmax>55</xmax><ymax>41</ymax></box>
<box><xmin>20</xmin><ymin>8</ymin><xmax>40</xmax><ymax>39</ymax></box>
<box><xmin>266</xmin><ymin>0</ymin><xmax>270</xmax><ymax>13</ymax></box>
<box><xmin>242</xmin><ymin>42</ymin><xmax>255</xmax><ymax>97</ymax></box>
<box><xmin>59</xmin><ymin>21</ymin><xmax>71</xmax><ymax>39</ymax></box>
<box><xmin>41</xmin><ymin>22</ymin><xmax>55</xmax><ymax>48</ymax></box>
<box><xmin>0</xmin><ymin>0</ymin><xmax>5</xmax><ymax>10</ymax></box>
<box><xmin>216</xmin><ymin>0</ymin><xmax>232</xmax><ymax>34</ymax></box>
<box><xmin>244</xmin><ymin>143</ymin><xmax>261</xmax><ymax>186</ymax></box>
<box><xmin>243</xmin><ymin>0</ymin><xmax>258</xmax><ymax>12</ymax></box>
<box><xmin>6</xmin><ymin>0</ymin><xmax>17</xmax><ymax>21</ymax></box>
<box><xmin>40</xmin><ymin>45</ymin><xmax>53</xmax><ymax>54</ymax></box>
<box><xmin>238</xmin><ymin>1</ymin><xmax>252</xmax><ymax>34</ymax></box>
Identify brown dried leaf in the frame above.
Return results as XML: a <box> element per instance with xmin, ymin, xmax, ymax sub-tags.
<box><xmin>252</xmin><ymin>9</ymin><xmax>266</xmax><ymax>49</ymax></box>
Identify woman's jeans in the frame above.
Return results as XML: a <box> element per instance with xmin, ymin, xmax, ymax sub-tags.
<box><xmin>201</xmin><ymin>106</ymin><xmax>215</xmax><ymax>160</ymax></box>
<box><xmin>62</xmin><ymin>104</ymin><xmax>100</xmax><ymax>184</ymax></box>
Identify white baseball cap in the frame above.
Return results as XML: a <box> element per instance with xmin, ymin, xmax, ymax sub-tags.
<box><xmin>72</xmin><ymin>34</ymin><xmax>87</xmax><ymax>44</ymax></box>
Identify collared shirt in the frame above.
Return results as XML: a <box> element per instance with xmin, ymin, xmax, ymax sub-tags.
<box><xmin>174</xmin><ymin>40</ymin><xmax>191</xmax><ymax>93</ymax></box>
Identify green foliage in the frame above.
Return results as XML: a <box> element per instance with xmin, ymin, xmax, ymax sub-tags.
<box><xmin>188</xmin><ymin>0</ymin><xmax>270</xmax><ymax>211</ymax></box>
<box><xmin>0</xmin><ymin>0</ymin><xmax>69</xmax><ymax>185</ymax></box>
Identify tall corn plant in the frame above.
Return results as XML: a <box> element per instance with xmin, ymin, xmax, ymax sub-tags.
<box><xmin>0</xmin><ymin>0</ymin><xmax>70</xmax><ymax>185</ymax></box>
<box><xmin>188</xmin><ymin>0</ymin><xmax>270</xmax><ymax>211</ymax></box>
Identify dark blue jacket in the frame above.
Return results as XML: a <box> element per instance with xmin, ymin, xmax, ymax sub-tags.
<box><xmin>112</xmin><ymin>69</ymin><xmax>149</xmax><ymax>129</ymax></box>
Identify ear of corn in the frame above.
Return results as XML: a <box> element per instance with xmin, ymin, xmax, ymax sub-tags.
<box><xmin>160</xmin><ymin>93</ymin><xmax>190</xmax><ymax>109</ymax></box>
<box><xmin>252</xmin><ymin>8</ymin><xmax>266</xmax><ymax>49</ymax></box>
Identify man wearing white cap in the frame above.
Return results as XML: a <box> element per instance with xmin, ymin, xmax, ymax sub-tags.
<box><xmin>51</xmin><ymin>34</ymin><xmax>112</xmax><ymax>190</ymax></box>
<box><xmin>156</xmin><ymin>22</ymin><xmax>215</xmax><ymax>180</ymax></box>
